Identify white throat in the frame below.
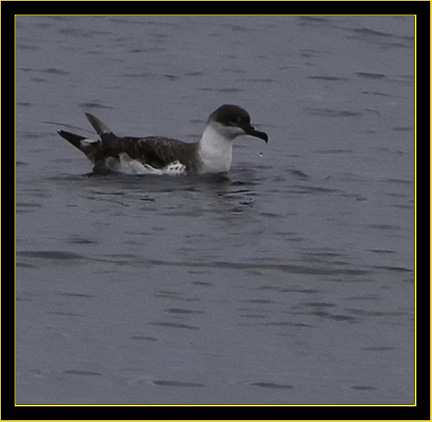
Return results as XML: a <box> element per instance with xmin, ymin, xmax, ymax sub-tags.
<box><xmin>197</xmin><ymin>123</ymin><xmax>235</xmax><ymax>174</ymax></box>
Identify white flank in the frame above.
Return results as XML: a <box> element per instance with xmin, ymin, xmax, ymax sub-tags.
<box><xmin>117</xmin><ymin>153</ymin><xmax>186</xmax><ymax>175</ymax></box>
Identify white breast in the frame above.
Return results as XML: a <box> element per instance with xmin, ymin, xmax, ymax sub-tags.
<box><xmin>198</xmin><ymin>124</ymin><xmax>234</xmax><ymax>174</ymax></box>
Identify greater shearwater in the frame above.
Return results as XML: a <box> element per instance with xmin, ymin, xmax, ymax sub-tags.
<box><xmin>58</xmin><ymin>105</ymin><xmax>268</xmax><ymax>175</ymax></box>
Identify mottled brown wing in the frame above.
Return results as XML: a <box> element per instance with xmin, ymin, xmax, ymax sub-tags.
<box><xmin>95</xmin><ymin>133</ymin><xmax>199</xmax><ymax>174</ymax></box>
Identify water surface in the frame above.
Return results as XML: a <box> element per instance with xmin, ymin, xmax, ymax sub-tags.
<box><xmin>16</xmin><ymin>15</ymin><xmax>414</xmax><ymax>405</ymax></box>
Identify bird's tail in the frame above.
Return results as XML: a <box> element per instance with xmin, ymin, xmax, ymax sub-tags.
<box><xmin>58</xmin><ymin>113</ymin><xmax>113</xmax><ymax>164</ymax></box>
<box><xmin>58</xmin><ymin>130</ymin><xmax>100</xmax><ymax>164</ymax></box>
<box><xmin>57</xmin><ymin>130</ymin><xmax>86</xmax><ymax>149</ymax></box>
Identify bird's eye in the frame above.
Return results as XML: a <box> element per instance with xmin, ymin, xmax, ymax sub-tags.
<box><xmin>229</xmin><ymin>117</ymin><xmax>240</xmax><ymax>124</ymax></box>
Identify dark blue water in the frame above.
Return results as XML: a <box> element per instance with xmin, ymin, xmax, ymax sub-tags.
<box><xmin>16</xmin><ymin>15</ymin><xmax>414</xmax><ymax>404</ymax></box>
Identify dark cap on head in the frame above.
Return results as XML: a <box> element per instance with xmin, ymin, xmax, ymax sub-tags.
<box><xmin>208</xmin><ymin>105</ymin><xmax>268</xmax><ymax>143</ymax></box>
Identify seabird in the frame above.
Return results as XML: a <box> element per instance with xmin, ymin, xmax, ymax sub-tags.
<box><xmin>58</xmin><ymin>104</ymin><xmax>268</xmax><ymax>175</ymax></box>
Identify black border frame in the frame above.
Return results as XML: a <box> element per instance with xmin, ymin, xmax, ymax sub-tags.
<box><xmin>5</xmin><ymin>1</ymin><xmax>430</xmax><ymax>420</ymax></box>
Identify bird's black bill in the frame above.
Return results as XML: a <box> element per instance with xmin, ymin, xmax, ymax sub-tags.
<box><xmin>242</xmin><ymin>123</ymin><xmax>268</xmax><ymax>143</ymax></box>
<box><xmin>250</xmin><ymin>129</ymin><xmax>268</xmax><ymax>143</ymax></box>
